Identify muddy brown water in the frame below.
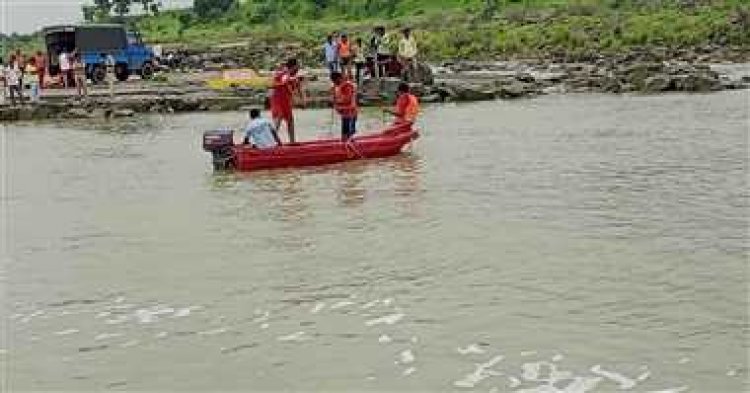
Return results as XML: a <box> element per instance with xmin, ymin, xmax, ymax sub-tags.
<box><xmin>2</xmin><ymin>91</ymin><xmax>748</xmax><ymax>391</ymax></box>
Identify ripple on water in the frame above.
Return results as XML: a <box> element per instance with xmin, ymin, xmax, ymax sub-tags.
<box><xmin>13</xmin><ymin>290</ymin><xmax>697</xmax><ymax>391</ymax></box>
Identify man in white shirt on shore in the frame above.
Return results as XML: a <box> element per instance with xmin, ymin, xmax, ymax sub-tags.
<box><xmin>59</xmin><ymin>50</ymin><xmax>71</xmax><ymax>88</ymax></box>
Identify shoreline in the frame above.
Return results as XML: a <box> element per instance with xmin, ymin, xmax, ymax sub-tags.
<box><xmin>1</xmin><ymin>60</ymin><xmax>748</xmax><ymax>123</ymax></box>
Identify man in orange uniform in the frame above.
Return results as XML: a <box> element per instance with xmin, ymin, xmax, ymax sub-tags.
<box><xmin>270</xmin><ymin>58</ymin><xmax>305</xmax><ymax>144</ymax></box>
<box><xmin>331</xmin><ymin>71</ymin><xmax>358</xmax><ymax>140</ymax></box>
<box><xmin>386</xmin><ymin>82</ymin><xmax>420</xmax><ymax>125</ymax></box>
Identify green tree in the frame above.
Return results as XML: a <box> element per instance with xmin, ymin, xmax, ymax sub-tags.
<box><xmin>86</xmin><ymin>0</ymin><xmax>160</xmax><ymax>21</ymax></box>
<box><xmin>194</xmin><ymin>0</ymin><xmax>236</xmax><ymax>19</ymax></box>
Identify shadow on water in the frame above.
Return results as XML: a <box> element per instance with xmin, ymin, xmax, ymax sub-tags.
<box><xmin>205</xmin><ymin>152</ymin><xmax>424</xmax><ymax>220</ymax></box>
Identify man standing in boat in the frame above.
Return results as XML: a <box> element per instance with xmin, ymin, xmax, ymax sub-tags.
<box><xmin>331</xmin><ymin>71</ymin><xmax>358</xmax><ymax>141</ymax></box>
<box><xmin>270</xmin><ymin>58</ymin><xmax>306</xmax><ymax>144</ymax></box>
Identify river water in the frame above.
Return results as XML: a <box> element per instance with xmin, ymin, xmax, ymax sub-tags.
<box><xmin>2</xmin><ymin>91</ymin><xmax>748</xmax><ymax>392</ymax></box>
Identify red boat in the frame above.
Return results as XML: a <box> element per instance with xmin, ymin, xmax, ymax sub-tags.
<box><xmin>203</xmin><ymin>123</ymin><xmax>419</xmax><ymax>171</ymax></box>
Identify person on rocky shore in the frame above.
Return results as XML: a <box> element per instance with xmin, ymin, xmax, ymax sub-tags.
<box><xmin>24</xmin><ymin>58</ymin><xmax>40</xmax><ymax>103</ymax></box>
<box><xmin>270</xmin><ymin>58</ymin><xmax>305</xmax><ymax>144</ymax></box>
<box><xmin>369</xmin><ymin>26</ymin><xmax>387</xmax><ymax>79</ymax></box>
<box><xmin>101</xmin><ymin>53</ymin><xmax>116</xmax><ymax>98</ymax></box>
<box><xmin>35</xmin><ymin>51</ymin><xmax>47</xmax><ymax>91</ymax></box>
<box><xmin>0</xmin><ymin>58</ymin><xmax>6</xmax><ymax>104</ymax></box>
<box><xmin>338</xmin><ymin>34</ymin><xmax>353</xmax><ymax>80</ymax></box>
<box><xmin>72</xmin><ymin>52</ymin><xmax>87</xmax><ymax>101</ymax></box>
<box><xmin>398</xmin><ymin>28</ymin><xmax>418</xmax><ymax>82</ymax></box>
<box><xmin>331</xmin><ymin>71</ymin><xmax>358</xmax><ymax>141</ymax></box>
<box><xmin>353</xmin><ymin>37</ymin><xmax>366</xmax><ymax>85</ymax></box>
<box><xmin>324</xmin><ymin>34</ymin><xmax>340</xmax><ymax>77</ymax></box>
<box><xmin>5</xmin><ymin>55</ymin><xmax>23</xmax><ymax>106</ymax></box>
<box><xmin>59</xmin><ymin>49</ymin><xmax>72</xmax><ymax>88</ymax></box>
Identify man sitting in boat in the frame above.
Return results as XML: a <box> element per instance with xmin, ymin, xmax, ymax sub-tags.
<box><xmin>331</xmin><ymin>71</ymin><xmax>358</xmax><ymax>141</ymax></box>
<box><xmin>385</xmin><ymin>82</ymin><xmax>420</xmax><ymax>125</ymax></box>
<box><xmin>243</xmin><ymin>108</ymin><xmax>282</xmax><ymax>149</ymax></box>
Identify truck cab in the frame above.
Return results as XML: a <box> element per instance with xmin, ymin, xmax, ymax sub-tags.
<box><xmin>43</xmin><ymin>24</ymin><xmax>155</xmax><ymax>84</ymax></box>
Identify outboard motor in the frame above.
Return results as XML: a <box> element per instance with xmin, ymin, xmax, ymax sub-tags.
<box><xmin>202</xmin><ymin>129</ymin><xmax>235</xmax><ymax>170</ymax></box>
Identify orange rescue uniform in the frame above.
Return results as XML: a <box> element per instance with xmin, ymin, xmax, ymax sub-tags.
<box><xmin>394</xmin><ymin>93</ymin><xmax>420</xmax><ymax>124</ymax></box>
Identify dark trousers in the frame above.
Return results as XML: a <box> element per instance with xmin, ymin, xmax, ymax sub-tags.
<box><xmin>8</xmin><ymin>85</ymin><xmax>23</xmax><ymax>106</ymax></box>
<box><xmin>355</xmin><ymin>62</ymin><xmax>365</xmax><ymax>84</ymax></box>
<box><xmin>341</xmin><ymin>116</ymin><xmax>357</xmax><ymax>140</ymax></box>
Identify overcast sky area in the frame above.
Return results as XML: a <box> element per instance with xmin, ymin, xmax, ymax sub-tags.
<box><xmin>1</xmin><ymin>0</ymin><xmax>193</xmax><ymax>34</ymax></box>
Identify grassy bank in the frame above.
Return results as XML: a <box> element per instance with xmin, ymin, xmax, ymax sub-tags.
<box><xmin>135</xmin><ymin>0</ymin><xmax>749</xmax><ymax>61</ymax></box>
<box><xmin>2</xmin><ymin>1</ymin><xmax>748</xmax><ymax>62</ymax></box>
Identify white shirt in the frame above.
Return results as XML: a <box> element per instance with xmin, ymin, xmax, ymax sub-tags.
<box><xmin>244</xmin><ymin>118</ymin><xmax>278</xmax><ymax>149</ymax></box>
<box><xmin>59</xmin><ymin>52</ymin><xmax>70</xmax><ymax>71</ymax></box>
<box><xmin>5</xmin><ymin>64</ymin><xmax>21</xmax><ymax>86</ymax></box>
<box><xmin>399</xmin><ymin>36</ymin><xmax>418</xmax><ymax>59</ymax></box>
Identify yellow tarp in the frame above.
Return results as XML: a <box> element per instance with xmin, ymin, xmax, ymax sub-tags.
<box><xmin>206</xmin><ymin>69</ymin><xmax>271</xmax><ymax>90</ymax></box>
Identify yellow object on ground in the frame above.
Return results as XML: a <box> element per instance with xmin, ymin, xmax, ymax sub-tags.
<box><xmin>206</xmin><ymin>69</ymin><xmax>271</xmax><ymax>90</ymax></box>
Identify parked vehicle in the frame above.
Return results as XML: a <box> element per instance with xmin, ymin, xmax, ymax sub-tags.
<box><xmin>43</xmin><ymin>24</ymin><xmax>155</xmax><ymax>84</ymax></box>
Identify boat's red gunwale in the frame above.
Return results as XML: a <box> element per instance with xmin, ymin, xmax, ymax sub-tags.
<box><xmin>231</xmin><ymin>123</ymin><xmax>417</xmax><ymax>171</ymax></box>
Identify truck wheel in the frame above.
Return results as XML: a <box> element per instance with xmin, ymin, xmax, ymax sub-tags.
<box><xmin>115</xmin><ymin>64</ymin><xmax>130</xmax><ymax>82</ymax></box>
<box><xmin>91</xmin><ymin>65</ymin><xmax>106</xmax><ymax>85</ymax></box>
<box><xmin>140</xmin><ymin>62</ymin><xmax>154</xmax><ymax>80</ymax></box>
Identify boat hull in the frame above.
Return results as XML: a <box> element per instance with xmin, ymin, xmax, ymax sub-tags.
<box><xmin>232</xmin><ymin>123</ymin><xmax>418</xmax><ymax>171</ymax></box>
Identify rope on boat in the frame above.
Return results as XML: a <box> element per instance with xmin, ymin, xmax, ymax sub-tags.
<box><xmin>345</xmin><ymin>140</ymin><xmax>366</xmax><ymax>159</ymax></box>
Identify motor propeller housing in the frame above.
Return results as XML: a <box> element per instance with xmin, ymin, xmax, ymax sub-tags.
<box><xmin>202</xmin><ymin>129</ymin><xmax>235</xmax><ymax>170</ymax></box>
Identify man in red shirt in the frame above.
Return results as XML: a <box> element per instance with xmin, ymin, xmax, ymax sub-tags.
<box><xmin>270</xmin><ymin>58</ymin><xmax>305</xmax><ymax>143</ymax></box>
<box><xmin>331</xmin><ymin>71</ymin><xmax>358</xmax><ymax>140</ymax></box>
<box><xmin>35</xmin><ymin>51</ymin><xmax>47</xmax><ymax>89</ymax></box>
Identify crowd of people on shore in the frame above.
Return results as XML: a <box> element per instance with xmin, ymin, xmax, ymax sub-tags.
<box><xmin>322</xmin><ymin>26</ymin><xmax>419</xmax><ymax>84</ymax></box>
<box><xmin>0</xmin><ymin>48</ymin><xmax>115</xmax><ymax>106</ymax></box>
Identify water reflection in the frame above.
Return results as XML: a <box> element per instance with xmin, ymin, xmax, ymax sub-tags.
<box><xmin>391</xmin><ymin>153</ymin><xmax>423</xmax><ymax>201</ymax></box>
<box><xmin>335</xmin><ymin>162</ymin><xmax>368</xmax><ymax>208</ymax></box>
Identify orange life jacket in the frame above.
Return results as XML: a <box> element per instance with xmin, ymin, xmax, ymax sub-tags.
<box><xmin>339</xmin><ymin>40</ymin><xmax>351</xmax><ymax>58</ymax></box>
<box><xmin>333</xmin><ymin>80</ymin><xmax>357</xmax><ymax>117</ymax></box>
<box><xmin>404</xmin><ymin>94</ymin><xmax>420</xmax><ymax>122</ymax></box>
<box><xmin>395</xmin><ymin>93</ymin><xmax>420</xmax><ymax>123</ymax></box>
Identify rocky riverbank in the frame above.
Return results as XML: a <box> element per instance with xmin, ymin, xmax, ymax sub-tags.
<box><xmin>1</xmin><ymin>59</ymin><xmax>748</xmax><ymax>123</ymax></box>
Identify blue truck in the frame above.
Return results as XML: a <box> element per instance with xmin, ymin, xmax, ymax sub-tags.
<box><xmin>43</xmin><ymin>24</ymin><xmax>155</xmax><ymax>84</ymax></box>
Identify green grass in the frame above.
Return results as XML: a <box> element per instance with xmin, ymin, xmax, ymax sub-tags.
<box><xmin>135</xmin><ymin>0</ymin><xmax>749</xmax><ymax>60</ymax></box>
<box><xmin>2</xmin><ymin>1</ymin><xmax>748</xmax><ymax>62</ymax></box>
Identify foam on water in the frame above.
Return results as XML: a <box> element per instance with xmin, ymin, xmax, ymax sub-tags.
<box><xmin>646</xmin><ymin>387</ymin><xmax>689</xmax><ymax>393</ymax></box>
<box><xmin>398</xmin><ymin>349</ymin><xmax>416</xmax><ymax>364</ymax></box>
<box><xmin>330</xmin><ymin>300</ymin><xmax>356</xmax><ymax>310</ymax></box>
<box><xmin>173</xmin><ymin>308</ymin><xmax>190</xmax><ymax>317</ymax></box>
<box><xmin>365</xmin><ymin>313</ymin><xmax>405</xmax><ymax>326</ymax></box>
<box><xmin>94</xmin><ymin>333</ymin><xmax>123</xmax><ymax>341</ymax></box>
<box><xmin>454</xmin><ymin>354</ymin><xmax>505</xmax><ymax>388</ymax></box>
<box><xmin>10</xmin><ymin>289</ymin><xmax>701</xmax><ymax>391</ymax></box>
<box><xmin>120</xmin><ymin>340</ymin><xmax>139</xmax><ymax>348</ymax></box>
<box><xmin>277</xmin><ymin>331</ymin><xmax>308</xmax><ymax>342</ymax></box>
<box><xmin>54</xmin><ymin>329</ymin><xmax>80</xmax><ymax>336</ymax></box>
<box><xmin>590</xmin><ymin>365</ymin><xmax>636</xmax><ymax>389</ymax></box>
<box><xmin>310</xmin><ymin>302</ymin><xmax>326</xmax><ymax>314</ymax></box>
<box><xmin>458</xmin><ymin>344</ymin><xmax>487</xmax><ymax>355</ymax></box>
<box><xmin>198</xmin><ymin>328</ymin><xmax>228</xmax><ymax>336</ymax></box>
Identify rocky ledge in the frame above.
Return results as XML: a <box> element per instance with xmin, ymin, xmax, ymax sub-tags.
<box><xmin>1</xmin><ymin>60</ymin><xmax>747</xmax><ymax>123</ymax></box>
